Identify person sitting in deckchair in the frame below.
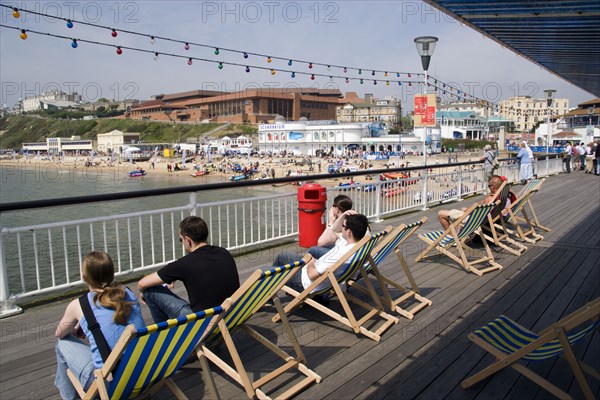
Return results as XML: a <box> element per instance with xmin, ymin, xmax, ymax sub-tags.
<box><xmin>437</xmin><ymin>175</ymin><xmax>503</xmax><ymax>230</ymax></box>
<box><xmin>274</xmin><ymin>213</ymin><xmax>369</xmax><ymax>294</ymax></box>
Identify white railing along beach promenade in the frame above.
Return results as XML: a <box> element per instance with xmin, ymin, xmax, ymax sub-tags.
<box><xmin>0</xmin><ymin>155</ymin><xmax>564</xmax><ymax>317</ymax></box>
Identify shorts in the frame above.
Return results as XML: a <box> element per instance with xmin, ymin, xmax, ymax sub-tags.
<box><xmin>448</xmin><ymin>209</ymin><xmax>465</xmax><ymax>222</ymax></box>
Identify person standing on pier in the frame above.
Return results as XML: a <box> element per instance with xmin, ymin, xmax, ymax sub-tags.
<box><xmin>480</xmin><ymin>144</ymin><xmax>497</xmax><ymax>181</ymax></box>
<box><xmin>516</xmin><ymin>142</ymin><xmax>532</xmax><ymax>183</ymax></box>
<box><xmin>138</xmin><ymin>216</ymin><xmax>240</xmax><ymax>323</ymax></box>
<box><xmin>54</xmin><ymin>251</ymin><xmax>145</xmax><ymax>400</ymax></box>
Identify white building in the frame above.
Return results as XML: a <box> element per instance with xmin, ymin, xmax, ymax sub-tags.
<box><xmin>22</xmin><ymin>91</ymin><xmax>82</xmax><ymax>112</ymax></box>
<box><xmin>258</xmin><ymin>118</ymin><xmax>439</xmax><ymax>156</ymax></box>
<box><xmin>22</xmin><ymin>136</ymin><xmax>94</xmax><ymax>153</ymax></box>
<box><xmin>96</xmin><ymin>130</ymin><xmax>141</xmax><ymax>154</ymax></box>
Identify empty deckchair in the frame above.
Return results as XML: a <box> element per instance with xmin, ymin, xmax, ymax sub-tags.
<box><xmin>461</xmin><ymin>298</ymin><xmax>600</xmax><ymax>400</ymax></box>
<box><xmin>348</xmin><ymin>218</ymin><xmax>432</xmax><ymax>320</ymax></box>
<box><xmin>481</xmin><ymin>180</ymin><xmax>528</xmax><ymax>256</ymax></box>
<box><xmin>201</xmin><ymin>255</ymin><xmax>321</xmax><ymax>400</ymax></box>
<box><xmin>503</xmin><ymin>184</ymin><xmax>544</xmax><ymax>244</ymax></box>
<box><xmin>67</xmin><ymin>306</ymin><xmax>225</xmax><ymax>400</ymax></box>
<box><xmin>515</xmin><ymin>178</ymin><xmax>551</xmax><ymax>233</ymax></box>
<box><xmin>416</xmin><ymin>201</ymin><xmax>502</xmax><ymax>276</ymax></box>
<box><xmin>273</xmin><ymin>228</ymin><xmax>399</xmax><ymax>342</ymax></box>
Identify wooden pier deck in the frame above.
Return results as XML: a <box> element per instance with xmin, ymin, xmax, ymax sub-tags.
<box><xmin>1</xmin><ymin>172</ymin><xmax>599</xmax><ymax>399</ymax></box>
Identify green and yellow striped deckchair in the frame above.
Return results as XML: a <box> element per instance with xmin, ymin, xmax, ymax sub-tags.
<box><xmin>462</xmin><ymin>298</ymin><xmax>600</xmax><ymax>400</ymax></box>
<box><xmin>504</xmin><ymin>183</ymin><xmax>544</xmax><ymax>244</ymax></box>
<box><xmin>482</xmin><ymin>181</ymin><xmax>528</xmax><ymax>256</ymax></box>
<box><xmin>514</xmin><ymin>177</ymin><xmax>551</xmax><ymax>233</ymax></box>
<box><xmin>416</xmin><ymin>201</ymin><xmax>502</xmax><ymax>276</ymax></box>
<box><xmin>273</xmin><ymin>228</ymin><xmax>400</xmax><ymax>342</ymax></box>
<box><xmin>201</xmin><ymin>255</ymin><xmax>321</xmax><ymax>400</ymax></box>
<box><xmin>67</xmin><ymin>307</ymin><xmax>225</xmax><ymax>400</ymax></box>
<box><xmin>348</xmin><ymin>218</ymin><xmax>432</xmax><ymax>320</ymax></box>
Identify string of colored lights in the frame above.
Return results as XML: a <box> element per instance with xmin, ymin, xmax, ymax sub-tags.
<box><xmin>3</xmin><ymin>3</ymin><xmax>499</xmax><ymax>108</ymax></box>
<box><xmin>3</xmin><ymin>3</ymin><xmax>423</xmax><ymax>79</ymax></box>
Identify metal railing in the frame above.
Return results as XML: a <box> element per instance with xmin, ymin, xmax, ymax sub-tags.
<box><xmin>0</xmin><ymin>155</ymin><xmax>563</xmax><ymax>315</ymax></box>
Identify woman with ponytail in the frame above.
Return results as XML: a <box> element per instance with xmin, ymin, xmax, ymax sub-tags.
<box><xmin>54</xmin><ymin>251</ymin><xmax>145</xmax><ymax>400</ymax></box>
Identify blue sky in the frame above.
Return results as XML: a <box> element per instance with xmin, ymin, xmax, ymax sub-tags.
<box><xmin>0</xmin><ymin>1</ymin><xmax>594</xmax><ymax>111</ymax></box>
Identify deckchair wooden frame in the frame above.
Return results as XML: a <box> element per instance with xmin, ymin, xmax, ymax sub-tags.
<box><xmin>503</xmin><ymin>184</ymin><xmax>544</xmax><ymax>244</ymax></box>
<box><xmin>461</xmin><ymin>298</ymin><xmax>600</xmax><ymax>400</ymax></box>
<box><xmin>273</xmin><ymin>228</ymin><xmax>400</xmax><ymax>342</ymax></box>
<box><xmin>515</xmin><ymin>178</ymin><xmax>551</xmax><ymax>232</ymax></box>
<box><xmin>416</xmin><ymin>202</ymin><xmax>502</xmax><ymax>276</ymax></box>
<box><xmin>202</xmin><ymin>255</ymin><xmax>321</xmax><ymax>400</ymax></box>
<box><xmin>481</xmin><ymin>181</ymin><xmax>528</xmax><ymax>256</ymax></box>
<box><xmin>348</xmin><ymin>218</ymin><xmax>432</xmax><ymax>320</ymax></box>
<box><xmin>67</xmin><ymin>306</ymin><xmax>226</xmax><ymax>400</ymax></box>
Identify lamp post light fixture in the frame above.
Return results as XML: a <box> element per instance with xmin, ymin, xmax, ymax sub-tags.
<box><xmin>543</xmin><ymin>89</ymin><xmax>556</xmax><ymax>176</ymax></box>
<box><xmin>414</xmin><ymin>36</ymin><xmax>438</xmax><ymax>209</ymax></box>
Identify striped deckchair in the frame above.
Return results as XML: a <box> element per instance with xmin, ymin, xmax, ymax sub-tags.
<box><xmin>482</xmin><ymin>181</ymin><xmax>528</xmax><ymax>256</ymax></box>
<box><xmin>503</xmin><ymin>183</ymin><xmax>544</xmax><ymax>244</ymax></box>
<box><xmin>462</xmin><ymin>298</ymin><xmax>600</xmax><ymax>400</ymax></box>
<box><xmin>201</xmin><ymin>255</ymin><xmax>321</xmax><ymax>400</ymax></box>
<box><xmin>67</xmin><ymin>307</ymin><xmax>225</xmax><ymax>400</ymax></box>
<box><xmin>273</xmin><ymin>228</ymin><xmax>399</xmax><ymax>342</ymax></box>
<box><xmin>348</xmin><ymin>218</ymin><xmax>432</xmax><ymax>320</ymax></box>
<box><xmin>416</xmin><ymin>201</ymin><xmax>502</xmax><ymax>276</ymax></box>
<box><xmin>514</xmin><ymin>178</ymin><xmax>551</xmax><ymax>233</ymax></box>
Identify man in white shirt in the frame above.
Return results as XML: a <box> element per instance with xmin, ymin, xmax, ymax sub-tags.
<box><xmin>564</xmin><ymin>142</ymin><xmax>572</xmax><ymax>173</ymax></box>
<box><xmin>273</xmin><ymin>213</ymin><xmax>369</xmax><ymax>294</ymax></box>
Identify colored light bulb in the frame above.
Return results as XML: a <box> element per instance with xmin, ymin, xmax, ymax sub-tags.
<box><xmin>360</xmin><ymin>79</ymin><xmax>363</xmax><ymax>84</ymax></box>
<box><xmin>218</xmin><ymin>62</ymin><xmax>223</xmax><ymax>69</ymax></box>
<box><xmin>343</xmin><ymin>67</ymin><xmax>347</xmax><ymax>73</ymax></box>
<box><xmin>184</xmin><ymin>42</ymin><xmax>190</xmax><ymax>50</ymax></box>
<box><xmin>150</xmin><ymin>36</ymin><xmax>156</xmax><ymax>44</ymax></box>
<box><xmin>116</xmin><ymin>46</ymin><xmax>122</xmax><ymax>55</ymax></box>
<box><xmin>187</xmin><ymin>57</ymin><xmax>192</xmax><ymax>65</ymax></box>
<box><xmin>111</xmin><ymin>29</ymin><xmax>117</xmax><ymax>37</ymax></box>
<box><xmin>374</xmin><ymin>80</ymin><xmax>377</xmax><ymax>85</ymax></box>
<box><xmin>71</xmin><ymin>39</ymin><xmax>78</xmax><ymax>48</ymax></box>
<box><xmin>13</xmin><ymin>8</ymin><xmax>20</xmax><ymax>18</ymax></box>
<box><xmin>271</xmin><ymin>69</ymin><xmax>276</xmax><ymax>75</ymax></box>
<box><xmin>214</xmin><ymin>48</ymin><xmax>219</xmax><ymax>55</ymax></box>
<box><xmin>398</xmin><ymin>81</ymin><xmax>402</xmax><ymax>86</ymax></box>
<box><xmin>308</xmin><ymin>63</ymin><xmax>313</xmax><ymax>69</ymax></box>
<box><xmin>327</xmin><ymin>65</ymin><xmax>331</xmax><ymax>71</ymax></box>
<box><xmin>66</xmin><ymin>20</ymin><xmax>73</xmax><ymax>28</ymax></box>
<box><xmin>384</xmin><ymin>72</ymin><xmax>388</xmax><ymax>77</ymax></box>
<box><xmin>397</xmin><ymin>73</ymin><xmax>400</xmax><ymax>78</ymax></box>
<box><xmin>245</xmin><ymin>66</ymin><xmax>250</xmax><ymax>73</ymax></box>
<box><xmin>291</xmin><ymin>72</ymin><xmax>295</xmax><ymax>78</ymax></box>
<box><xmin>153</xmin><ymin>52</ymin><xmax>159</xmax><ymax>60</ymax></box>
<box><xmin>358</xmin><ymin>69</ymin><xmax>362</xmax><ymax>74</ymax></box>
<box><xmin>311</xmin><ymin>74</ymin><xmax>315</xmax><ymax>80</ymax></box>
<box><xmin>408</xmin><ymin>73</ymin><xmax>411</xmax><ymax>78</ymax></box>
<box><xmin>288</xmin><ymin>60</ymin><xmax>293</xmax><ymax>66</ymax></box>
<box><xmin>372</xmin><ymin>70</ymin><xmax>375</xmax><ymax>76</ymax></box>
<box><xmin>267</xmin><ymin>56</ymin><xmax>272</xmax><ymax>63</ymax></box>
<box><xmin>20</xmin><ymin>29</ymin><xmax>27</xmax><ymax>40</ymax></box>
<box><xmin>243</xmin><ymin>52</ymin><xmax>248</xmax><ymax>58</ymax></box>
<box><xmin>345</xmin><ymin>78</ymin><xmax>349</xmax><ymax>83</ymax></box>
<box><xmin>386</xmin><ymin>81</ymin><xmax>390</xmax><ymax>86</ymax></box>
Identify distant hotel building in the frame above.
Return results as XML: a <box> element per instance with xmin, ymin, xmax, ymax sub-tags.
<box><xmin>336</xmin><ymin>93</ymin><xmax>402</xmax><ymax>128</ymax></box>
<box><xmin>129</xmin><ymin>88</ymin><xmax>343</xmax><ymax>124</ymax></box>
<box><xmin>22</xmin><ymin>136</ymin><xmax>94</xmax><ymax>153</ymax></box>
<box><xmin>499</xmin><ymin>96</ymin><xmax>569</xmax><ymax>132</ymax></box>
<box><xmin>22</xmin><ymin>90</ymin><xmax>82</xmax><ymax>112</ymax></box>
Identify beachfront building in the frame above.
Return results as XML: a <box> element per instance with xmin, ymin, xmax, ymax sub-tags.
<box><xmin>439</xmin><ymin>101</ymin><xmax>493</xmax><ymax>119</ymax></box>
<box><xmin>499</xmin><ymin>96</ymin><xmax>569</xmax><ymax>132</ymax></box>
<box><xmin>96</xmin><ymin>130</ymin><xmax>141</xmax><ymax>154</ymax></box>
<box><xmin>535</xmin><ymin>98</ymin><xmax>600</xmax><ymax>146</ymax></box>
<box><xmin>436</xmin><ymin>111</ymin><xmax>487</xmax><ymax>139</ymax></box>
<box><xmin>22</xmin><ymin>136</ymin><xmax>94</xmax><ymax>154</ymax></box>
<box><xmin>129</xmin><ymin>88</ymin><xmax>343</xmax><ymax>124</ymax></box>
<box><xmin>336</xmin><ymin>93</ymin><xmax>402</xmax><ymax>128</ymax></box>
<box><xmin>257</xmin><ymin>119</ymin><xmax>434</xmax><ymax>156</ymax></box>
<box><xmin>81</xmin><ymin>99</ymin><xmax>140</xmax><ymax>114</ymax></box>
<box><xmin>21</xmin><ymin>90</ymin><xmax>82</xmax><ymax>113</ymax></box>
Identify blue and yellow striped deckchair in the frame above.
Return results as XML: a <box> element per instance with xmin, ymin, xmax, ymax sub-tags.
<box><xmin>481</xmin><ymin>181</ymin><xmax>528</xmax><ymax>256</ymax></box>
<box><xmin>348</xmin><ymin>218</ymin><xmax>432</xmax><ymax>320</ymax></box>
<box><xmin>273</xmin><ymin>228</ymin><xmax>400</xmax><ymax>342</ymax></box>
<box><xmin>67</xmin><ymin>307</ymin><xmax>225</xmax><ymax>400</ymax></box>
<box><xmin>201</xmin><ymin>255</ymin><xmax>321</xmax><ymax>400</ymax></box>
<box><xmin>504</xmin><ymin>183</ymin><xmax>544</xmax><ymax>244</ymax></box>
<box><xmin>416</xmin><ymin>201</ymin><xmax>502</xmax><ymax>276</ymax></box>
<box><xmin>462</xmin><ymin>298</ymin><xmax>600</xmax><ymax>400</ymax></box>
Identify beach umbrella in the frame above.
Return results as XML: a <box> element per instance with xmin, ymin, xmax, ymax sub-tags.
<box><xmin>123</xmin><ymin>146</ymin><xmax>141</xmax><ymax>153</ymax></box>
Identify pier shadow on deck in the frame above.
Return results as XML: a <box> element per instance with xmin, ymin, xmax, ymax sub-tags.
<box><xmin>0</xmin><ymin>172</ymin><xmax>598</xmax><ymax>399</ymax></box>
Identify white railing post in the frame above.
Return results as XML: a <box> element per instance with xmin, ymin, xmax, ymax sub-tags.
<box><xmin>0</xmin><ymin>228</ymin><xmax>23</xmax><ymax>318</ymax></box>
<box><xmin>457</xmin><ymin>165</ymin><xmax>463</xmax><ymax>200</ymax></box>
<box><xmin>421</xmin><ymin>167</ymin><xmax>429</xmax><ymax>211</ymax></box>
<box><xmin>374</xmin><ymin>173</ymin><xmax>383</xmax><ymax>222</ymax></box>
<box><xmin>189</xmin><ymin>192</ymin><xmax>198</xmax><ymax>215</ymax></box>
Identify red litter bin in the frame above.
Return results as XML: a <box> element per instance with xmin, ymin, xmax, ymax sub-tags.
<box><xmin>297</xmin><ymin>183</ymin><xmax>327</xmax><ymax>248</ymax></box>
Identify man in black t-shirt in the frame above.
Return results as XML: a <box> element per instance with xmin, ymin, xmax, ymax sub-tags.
<box><xmin>138</xmin><ymin>216</ymin><xmax>240</xmax><ymax>323</ymax></box>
